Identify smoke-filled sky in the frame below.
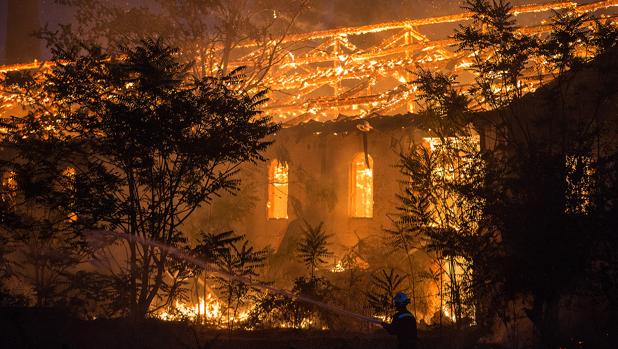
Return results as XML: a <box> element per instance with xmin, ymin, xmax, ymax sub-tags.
<box><xmin>0</xmin><ymin>0</ymin><xmax>611</xmax><ymax>64</ymax></box>
<box><xmin>296</xmin><ymin>0</ymin><xmax>607</xmax><ymax>31</ymax></box>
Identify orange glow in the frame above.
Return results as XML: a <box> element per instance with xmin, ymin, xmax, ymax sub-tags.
<box><xmin>443</xmin><ymin>256</ymin><xmax>467</xmax><ymax>322</ymax></box>
<box><xmin>63</xmin><ymin>167</ymin><xmax>76</xmax><ymax>178</ymax></box>
<box><xmin>64</xmin><ymin>167</ymin><xmax>78</xmax><ymax>221</ymax></box>
<box><xmin>2</xmin><ymin>2</ymin><xmax>616</xmax><ymax>124</ymax></box>
<box><xmin>565</xmin><ymin>155</ymin><xmax>594</xmax><ymax>214</ymax></box>
<box><xmin>1</xmin><ymin>171</ymin><xmax>17</xmax><ymax>203</ymax></box>
<box><xmin>157</xmin><ymin>292</ymin><xmax>250</xmax><ymax>327</ymax></box>
<box><xmin>267</xmin><ymin>160</ymin><xmax>288</xmax><ymax>219</ymax></box>
<box><xmin>350</xmin><ymin>153</ymin><xmax>374</xmax><ymax>218</ymax></box>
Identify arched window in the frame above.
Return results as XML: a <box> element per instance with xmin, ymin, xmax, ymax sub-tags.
<box><xmin>349</xmin><ymin>153</ymin><xmax>373</xmax><ymax>218</ymax></box>
<box><xmin>267</xmin><ymin>160</ymin><xmax>288</xmax><ymax>219</ymax></box>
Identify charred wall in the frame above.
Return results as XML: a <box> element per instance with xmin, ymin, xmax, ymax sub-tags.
<box><xmin>186</xmin><ymin>114</ymin><xmax>430</xmax><ymax>260</ymax></box>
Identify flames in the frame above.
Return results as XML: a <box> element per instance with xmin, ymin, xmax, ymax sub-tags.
<box><xmin>330</xmin><ymin>260</ymin><xmax>346</xmax><ymax>273</ymax></box>
<box><xmin>350</xmin><ymin>153</ymin><xmax>374</xmax><ymax>218</ymax></box>
<box><xmin>442</xmin><ymin>304</ymin><xmax>457</xmax><ymax>322</ymax></box>
<box><xmin>268</xmin><ymin>160</ymin><xmax>289</xmax><ymax>219</ymax></box>
<box><xmin>154</xmin><ymin>256</ymin><xmax>467</xmax><ymax>329</ymax></box>
<box><xmin>156</xmin><ymin>292</ymin><xmax>324</xmax><ymax>329</ymax></box>
<box><xmin>3</xmin><ymin>1</ymin><xmax>615</xmax><ymax>125</ymax></box>
<box><xmin>157</xmin><ymin>292</ymin><xmax>249</xmax><ymax>327</ymax></box>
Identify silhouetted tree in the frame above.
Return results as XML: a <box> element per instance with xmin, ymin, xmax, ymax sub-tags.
<box><xmin>540</xmin><ymin>11</ymin><xmax>590</xmax><ymax>75</ymax></box>
<box><xmin>393</xmin><ymin>69</ymin><xmax>486</xmax><ymax>326</ymax></box>
<box><xmin>422</xmin><ymin>0</ymin><xmax>618</xmax><ymax>346</ymax></box>
<box><xmin>54</xmin><ymin>0</ymin><xmax>308</xmax><ymax>87</ymax></box>
<box><xmin>0</xmin><ymin>35</ymin><xmax>278</xmax><ymax>319</ymax></box>
<box><xmin>196</xmin><ymin>232</ymin><xmax>267</xmax><ymax>329</ymax></box>
<box><xmin>454</xmin><ymin>0</ymin><xmax>537</xmax><ymax>110</ymax></box>
<box><xmin>296</xmin><ymin>221</ymin><xmax>332</xmax><ymax>279</ymax></box>
<box><xmin>366</xmin><ymin>268</ymin><xmax>407</xmax><ymax>320</ymax></box>
<box><xmin>0</xmin><ymin>136</ymin><xmax>97</xmax><ymax>309</ymax></box>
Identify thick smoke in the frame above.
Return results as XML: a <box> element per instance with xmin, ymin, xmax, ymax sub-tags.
<box><xmin>294</xmin><ymin>0</ymin><xmax>566</xmax><ymax>32</ymax></box>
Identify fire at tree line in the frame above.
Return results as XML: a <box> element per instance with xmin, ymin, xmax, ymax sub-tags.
<box><xmin>0</xmin><ymin>0</ymin><xmax>617</xmax><ymax>348</ymax></box>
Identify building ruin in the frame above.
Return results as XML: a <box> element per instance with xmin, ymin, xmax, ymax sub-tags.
<box><xmin>1</xmin><ymin>0</ymin><xmax>617</xmax><ymax>328</ymax></box>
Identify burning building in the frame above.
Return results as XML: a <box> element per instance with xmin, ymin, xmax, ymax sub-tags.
<box><xmin>0</xmin><ymin>0</ymin><xmax>617</xmax><ymax>338</ymax></box>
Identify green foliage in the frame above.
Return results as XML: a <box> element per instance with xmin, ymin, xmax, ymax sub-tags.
<box><xmin>413</xmin><ymin>69</ymin><xmax>470</xmax><ymax>130</ymax></box>
<box><xmin>246</xmin><ymin>276</ymin><xmax>336</xmax><ymax>329</ymax></box>
<box><xmin>296</xmin><ymin>221</ymin><xmax>333</xmax><ymax>278</ymax></box>
<box><xmin>246</xmin><ymin>292</ymin><xmax>299</xmax><ymax>329</ymax></box>
<box><xmin>214</xmin><ymin>240</ymin><xmax>267</xmax><ymax>328</ymax></box>
<box><xmin>194</xmin><ymin>231</ymin><xmax>244</xmax><ymax>264</ymax></box>
<box><xmin>0</xmin><ymin>222</ymin><xmax>25</xmax><ymax>306</ymax></box>
<box><xmin>0</xmin><ymin>142</ymin><xmax>92</xmax><ymax>308</ymax></box>
<box><xmin>412</xmin><ymin>1</ymin><xmax>618</xmax><ymax>343</ymax></box>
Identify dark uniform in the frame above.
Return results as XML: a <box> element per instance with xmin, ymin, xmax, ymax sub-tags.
<box><xmin>383</xmin><ymin>309</ymin><xmax>418</xmax><ymax>349</ymax></box>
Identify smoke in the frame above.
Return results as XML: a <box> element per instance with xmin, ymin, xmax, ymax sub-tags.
<box><xmin>0</xmin><ymin>0</ymin><xmax>6</xmax><ymax>64</ymax></box>
<box><xmin>294</xmin><ymin>0</ymin><xmax>598</xmax><ymax>32</ymax></box>
<box><xmin>295</xmin><ymin>0</ymin><xmax>465</xmax><ymax>32</ymax></box>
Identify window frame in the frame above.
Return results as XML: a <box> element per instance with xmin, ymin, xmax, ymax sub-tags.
<box><xmin>348</xmin><ymin>152</ymin><xmax>374</xmax><ymax>218</ymax></box>
<box><xmin>267</xmin><ymin>159</ymin><xmax>289</xmax><ymax>220</ymax></box>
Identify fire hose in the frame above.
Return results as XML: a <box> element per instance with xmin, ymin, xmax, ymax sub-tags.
<box><xmin>91</xmin><ymin>230</ymin><xmax>384</xmax><ymax>325</ymax></box>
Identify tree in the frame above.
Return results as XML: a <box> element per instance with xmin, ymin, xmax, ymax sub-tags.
<box><xmin>0</xmin><ymin>136</ymin><xmax>95</xmax><ymax>309</ymax></box>
<box><xmin>0</xmin><ymin>197</ymin><xmax>25</xmax><ymax>306</ymax></box>
<box><xmin>54</xmin><ymin>0</ymin><xmax>308</xmax><ymax>87</ymax></box>
<box><xmin>0</xmin><ymin>36</ymin><xmax>278</xmax><ymax>319</ymax></box>
<box><xmin>589</xmin><ymin>18</ymin><xmax>618</xmax><ymax>56</ymax></box>
<box><xmin>592</xmin><ymin>150</ymin><xmax>618</xmax><ymax>343</ymax></box>
<box><xmin>393</xmin><ymin>69</ymin><xmax>487</xmax><ymax>326</ymax></box>
<box><xmin>366</xmin><ymin>268</ymin><xmax>407</xmax><ymax>320</ymax></box>
<box><xmin>194</xmin><ymin>232</ymin><xmax>267</xmax><ymax>329</ymax></box>
<box><xmin>453</xmin><ymin>0</ymin><xmax>537</xmax><ymax>111</ymax></box>
<box><xmin>540</xmin><ymin>10</ymin><xmax>590</xmax><ymax>75</ymax></box>
<box><xmin>296</xmin><ymin>221</ymin><xmax>332</xmax><ymax>279</ymax></box>
<box><xmin>442</xmin><ymin>0</ymin><xmax>618</xmax><ymax>345</ymax></box>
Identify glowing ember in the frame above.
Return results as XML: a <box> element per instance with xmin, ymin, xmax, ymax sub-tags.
<box><xmin>442</xmin><ymin>304</ymin><xmax>457</xmax><ymax>323</ymax></box>
<box><xmin>330</xmin><ymin>260</ymin><xmax>345</xmax><ymax>273</ymax></box>
<box><xmin>157</xmin><ymin>292</ymin><xmax>250</xmax><ymax>327</ymax></box>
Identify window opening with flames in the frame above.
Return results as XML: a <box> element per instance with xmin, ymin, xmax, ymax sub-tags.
<box><xmin>350</xmin><ymin>153</ymin><xmax>374</xmax><ymax>218</ymax></box>
<box><xmin>267</xmin><ymin>160</ymin><xmax>289</xmax><ymax>219</ymax></box>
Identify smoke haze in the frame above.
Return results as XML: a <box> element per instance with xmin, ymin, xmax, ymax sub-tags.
<box><xmin>0</xmin><ymin>0</ymin><xmax>611</xmax><ymax>64</ymax></box>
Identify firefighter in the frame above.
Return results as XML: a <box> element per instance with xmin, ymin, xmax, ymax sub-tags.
<box><xmin>382</xmin><ymin>292</ymin><xmax>418</xmax><ymax>349</ymax></box>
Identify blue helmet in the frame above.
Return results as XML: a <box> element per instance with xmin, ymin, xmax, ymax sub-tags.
<box><xmin>393</xmin><ymin>292</ymin><xmax>410</xmax><ymax>307</ymax></box>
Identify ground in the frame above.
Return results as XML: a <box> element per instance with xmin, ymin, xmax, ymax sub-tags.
<box><xmin>0</xmin><ymin>308</ymin><xmax>491</xmax><ymax>349</ymax></box>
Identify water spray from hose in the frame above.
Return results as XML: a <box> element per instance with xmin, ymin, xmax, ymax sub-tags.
<box><xmin>91</xmin><ymin>230</ymin><xmax>383</xmax><ymax>325</ymax></box>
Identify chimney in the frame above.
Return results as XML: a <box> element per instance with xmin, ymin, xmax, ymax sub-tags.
<box><xmin>5</xmin><ymin>0</ymin><xmax>41</xmax><ymax>64</ymax></box>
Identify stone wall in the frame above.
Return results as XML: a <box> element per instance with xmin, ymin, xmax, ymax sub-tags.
<box><xmin>184</xmin><ymin>114</ymin><xmax>429</xmax><ymax>259</ymax></box>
